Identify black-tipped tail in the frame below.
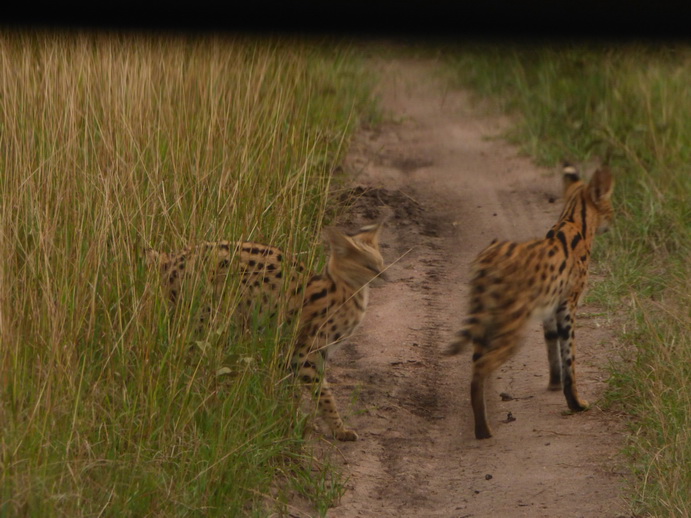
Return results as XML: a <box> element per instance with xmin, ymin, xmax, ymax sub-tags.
<box><xmin>444</xmin><ymin>329</ymin><xmax>470</xmax><ymax>356</ymax></box>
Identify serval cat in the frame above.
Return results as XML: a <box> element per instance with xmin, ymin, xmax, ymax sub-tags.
<box><xmin>145</xmin><ymin>219</ymin><xmax>387</xmax><ymax>441</ymax></box>
<box><xmin>447</xmin><ymin>163</ymin><xmax>614</xmax><ymax>439</ymax></box>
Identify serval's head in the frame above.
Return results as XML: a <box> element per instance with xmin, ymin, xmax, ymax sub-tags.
<box><xmin>143</xmin><ymin>247</ymin><xmax>170</xmax><ymax>272</ymax></box>
<box><xmin>324</xmin><ymin>217</ymin><xmax>388</xmax><ymax>288</ymax></box>
<box><xmin>562</xmin><ymin>163</ymin><xmax>615</xmax><ymax>236</ymax></box>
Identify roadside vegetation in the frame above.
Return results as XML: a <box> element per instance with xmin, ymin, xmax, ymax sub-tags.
<box><xmin>0</xmin><ymin>30</ymin><xmax>375</xmax><ymax>516</ymax></box>
<box><xmin>444</xmin><ymin>42</ymin><xmax>690</xmax><ymax>517</ymax></box>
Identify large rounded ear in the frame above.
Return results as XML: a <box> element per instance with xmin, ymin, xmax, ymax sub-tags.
<box><xmin>353</xmin><ymin>213</ymin><xmax>390</xmax><ymax>248</ymax></box>
<box><xmin>144</xmin><ymin>248</ymin><xmax>168</xmax><ymax>271</ymax></box>
<box><xmin>562</xmin><ymin>161</ymin><xmax>581</xmax><ymax>194</ymax></box>
<box><xmin>323</xmin><ymin>227</ymin><xmax>357</xmax><ymax>258</ymax></box>
<box><xmin>588</xmin><ymin>166</ymin><xmax>614</xmax><ymax>206</ymax></box>
<box><xmin>144</xmin><ymin>248</ymin><xmax>161</xmax><ymax>267</ymax></box>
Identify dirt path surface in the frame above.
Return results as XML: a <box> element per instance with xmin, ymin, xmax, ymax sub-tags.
<box><xmin>306</xmin><ymin>56</ymin><xmax>630</xmax><ymax>518</ymax></box>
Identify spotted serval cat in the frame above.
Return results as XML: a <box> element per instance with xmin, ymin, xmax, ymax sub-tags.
<box><xmin>447</xmin><ymin>164</ymin><xmax>614</xmax><ymax>439</ymax></box>
<box><xmin>145</xmin><ymin>219</ymin><xmax>387</xmax><ymax>441</ymax></box>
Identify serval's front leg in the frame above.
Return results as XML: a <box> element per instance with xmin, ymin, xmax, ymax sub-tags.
<box><xmin>295</xmin><ymin>350</ymin><xmax>358</xmax><ymax>441</ymax></box>
<box><xmin>557</xmin><ymin>301</ymin><xmax>589</xmax><ymax>412</ymax></box>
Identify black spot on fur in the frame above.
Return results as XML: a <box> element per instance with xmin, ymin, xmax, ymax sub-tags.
<box><xmin>546</xmin><ymin>229</ymin><xmax>556</xmax><ymax>239</ymax></box>
<box><xmin>500</xmin><ymin>298</ymin><xmax>516</xmax><ymax>310</ymax></box>
<box><xmin>544</xmin><ymin>330</ymin><xmax>559</xmax><ymax>341</ymax></box>
<box><xmin>472</xmin><ymin>352</ymin><xmax>482</xmax><ymax>362</ymax></box>
<box><xmin>570</xmin><ymin>233</ymin><xmax>582</xmax><ymax>249</ymax></box>
<box><xmin>309</xmin><ymin>288</ymin><xmax>328</xmax><ymax>303</ymax></box>
<box><xmin>219</xmin><ymin>259</ymin><xmax>230</xmax><ymax>269</ymax></box>
<box><xmin>559</xmin><ymin>325</ymin><xmax>572</xmax><ymax>340</ymax></box>
<box><xmin>510</xmin><ymin>309</ymin><xmax>524</xmax><ymax>320</ymax></box>
<box><xmin>556</xmin><ymin>231</ymin><xmax>569</xmax><ymax>258</ymax></box>
<box><xmin>559</xmin><ymin>261</ymin><xmax>567</xmax><ymax>274</ymax></box>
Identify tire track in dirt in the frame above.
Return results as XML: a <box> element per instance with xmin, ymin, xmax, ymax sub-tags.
<box><xmin>300</xmin><ymin>54</ymin><xmax>631</xmax><ymax>518</ymax></box>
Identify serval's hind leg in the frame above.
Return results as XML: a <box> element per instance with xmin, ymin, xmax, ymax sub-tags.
<box><xmin>470</xmin><ymin>331</ymin><xmax>522</xmax><ymax>439</ymax></box>
<box><xmin>543</xmin><ymin>313</ymin><xmax>563</xmax><ymax>390</ymax></box>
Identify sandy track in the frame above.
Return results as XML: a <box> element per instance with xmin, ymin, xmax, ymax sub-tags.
<box><xmin>300</xmin><ymin>56</ymin><xmax>630</xmax><ymax>518</ymax></box>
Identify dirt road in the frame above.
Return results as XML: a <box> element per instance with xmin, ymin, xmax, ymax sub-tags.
<box><xmin>305</xmin><ymin>55</ymin><xmax>630</xmax><ymax>518</ymax></box>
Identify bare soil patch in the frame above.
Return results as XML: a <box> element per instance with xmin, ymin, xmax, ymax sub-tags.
<box><xmin>299</xmin><ymin>55</ymin><xmax>631</xmax><ymax>518</ymax></box>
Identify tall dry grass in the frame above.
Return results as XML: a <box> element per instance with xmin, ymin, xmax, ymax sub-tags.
<box><xmin>0</xmin><ymin>30</ymin><xmax>375</xmax><ymax>516</ymax></box>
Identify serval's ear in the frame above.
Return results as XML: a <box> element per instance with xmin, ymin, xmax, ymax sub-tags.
<box><xmin>588</xmin><ymin>166</ymin><xmax>614</xmax><ymax>207</ymax></box>
<box><xmin>352</xmin><ymin>213</ymin><xmax>390</xmax><ymax>248</ymax></box>
<box><xmin>144</xmin><ymin>247</ymin><xmax>167</xmax><ymax>270</ymax></box>
<box><xmin>323</xmin><ymin>227</ymin><xmax>357</xmax><ymax>259</ymax></box>
<box><xmin>561</xmin><ymin>161</ymin><xmax>581</xmax><ymax>193</ymax></box>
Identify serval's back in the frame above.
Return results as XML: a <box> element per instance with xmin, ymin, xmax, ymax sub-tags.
<box><xmin>146</xmin><ymin>219</ymin><xmax>388</xmax><ymax>441</ymax></box>
<box><xmin>447</xmin><ymin>164</ymin><xmax>614</xmax><ymax>439</ymax></box>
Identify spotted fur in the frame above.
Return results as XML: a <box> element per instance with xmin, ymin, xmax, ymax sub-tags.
<box><xmin>146</xmin><ymin>219</ymin><xmax>387</xmax><ymax>441</ymax></box>
<box><xmin>447</xmin><ymin>164</ymin><xmax>614</xmax><ymax>439</ymax></box>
